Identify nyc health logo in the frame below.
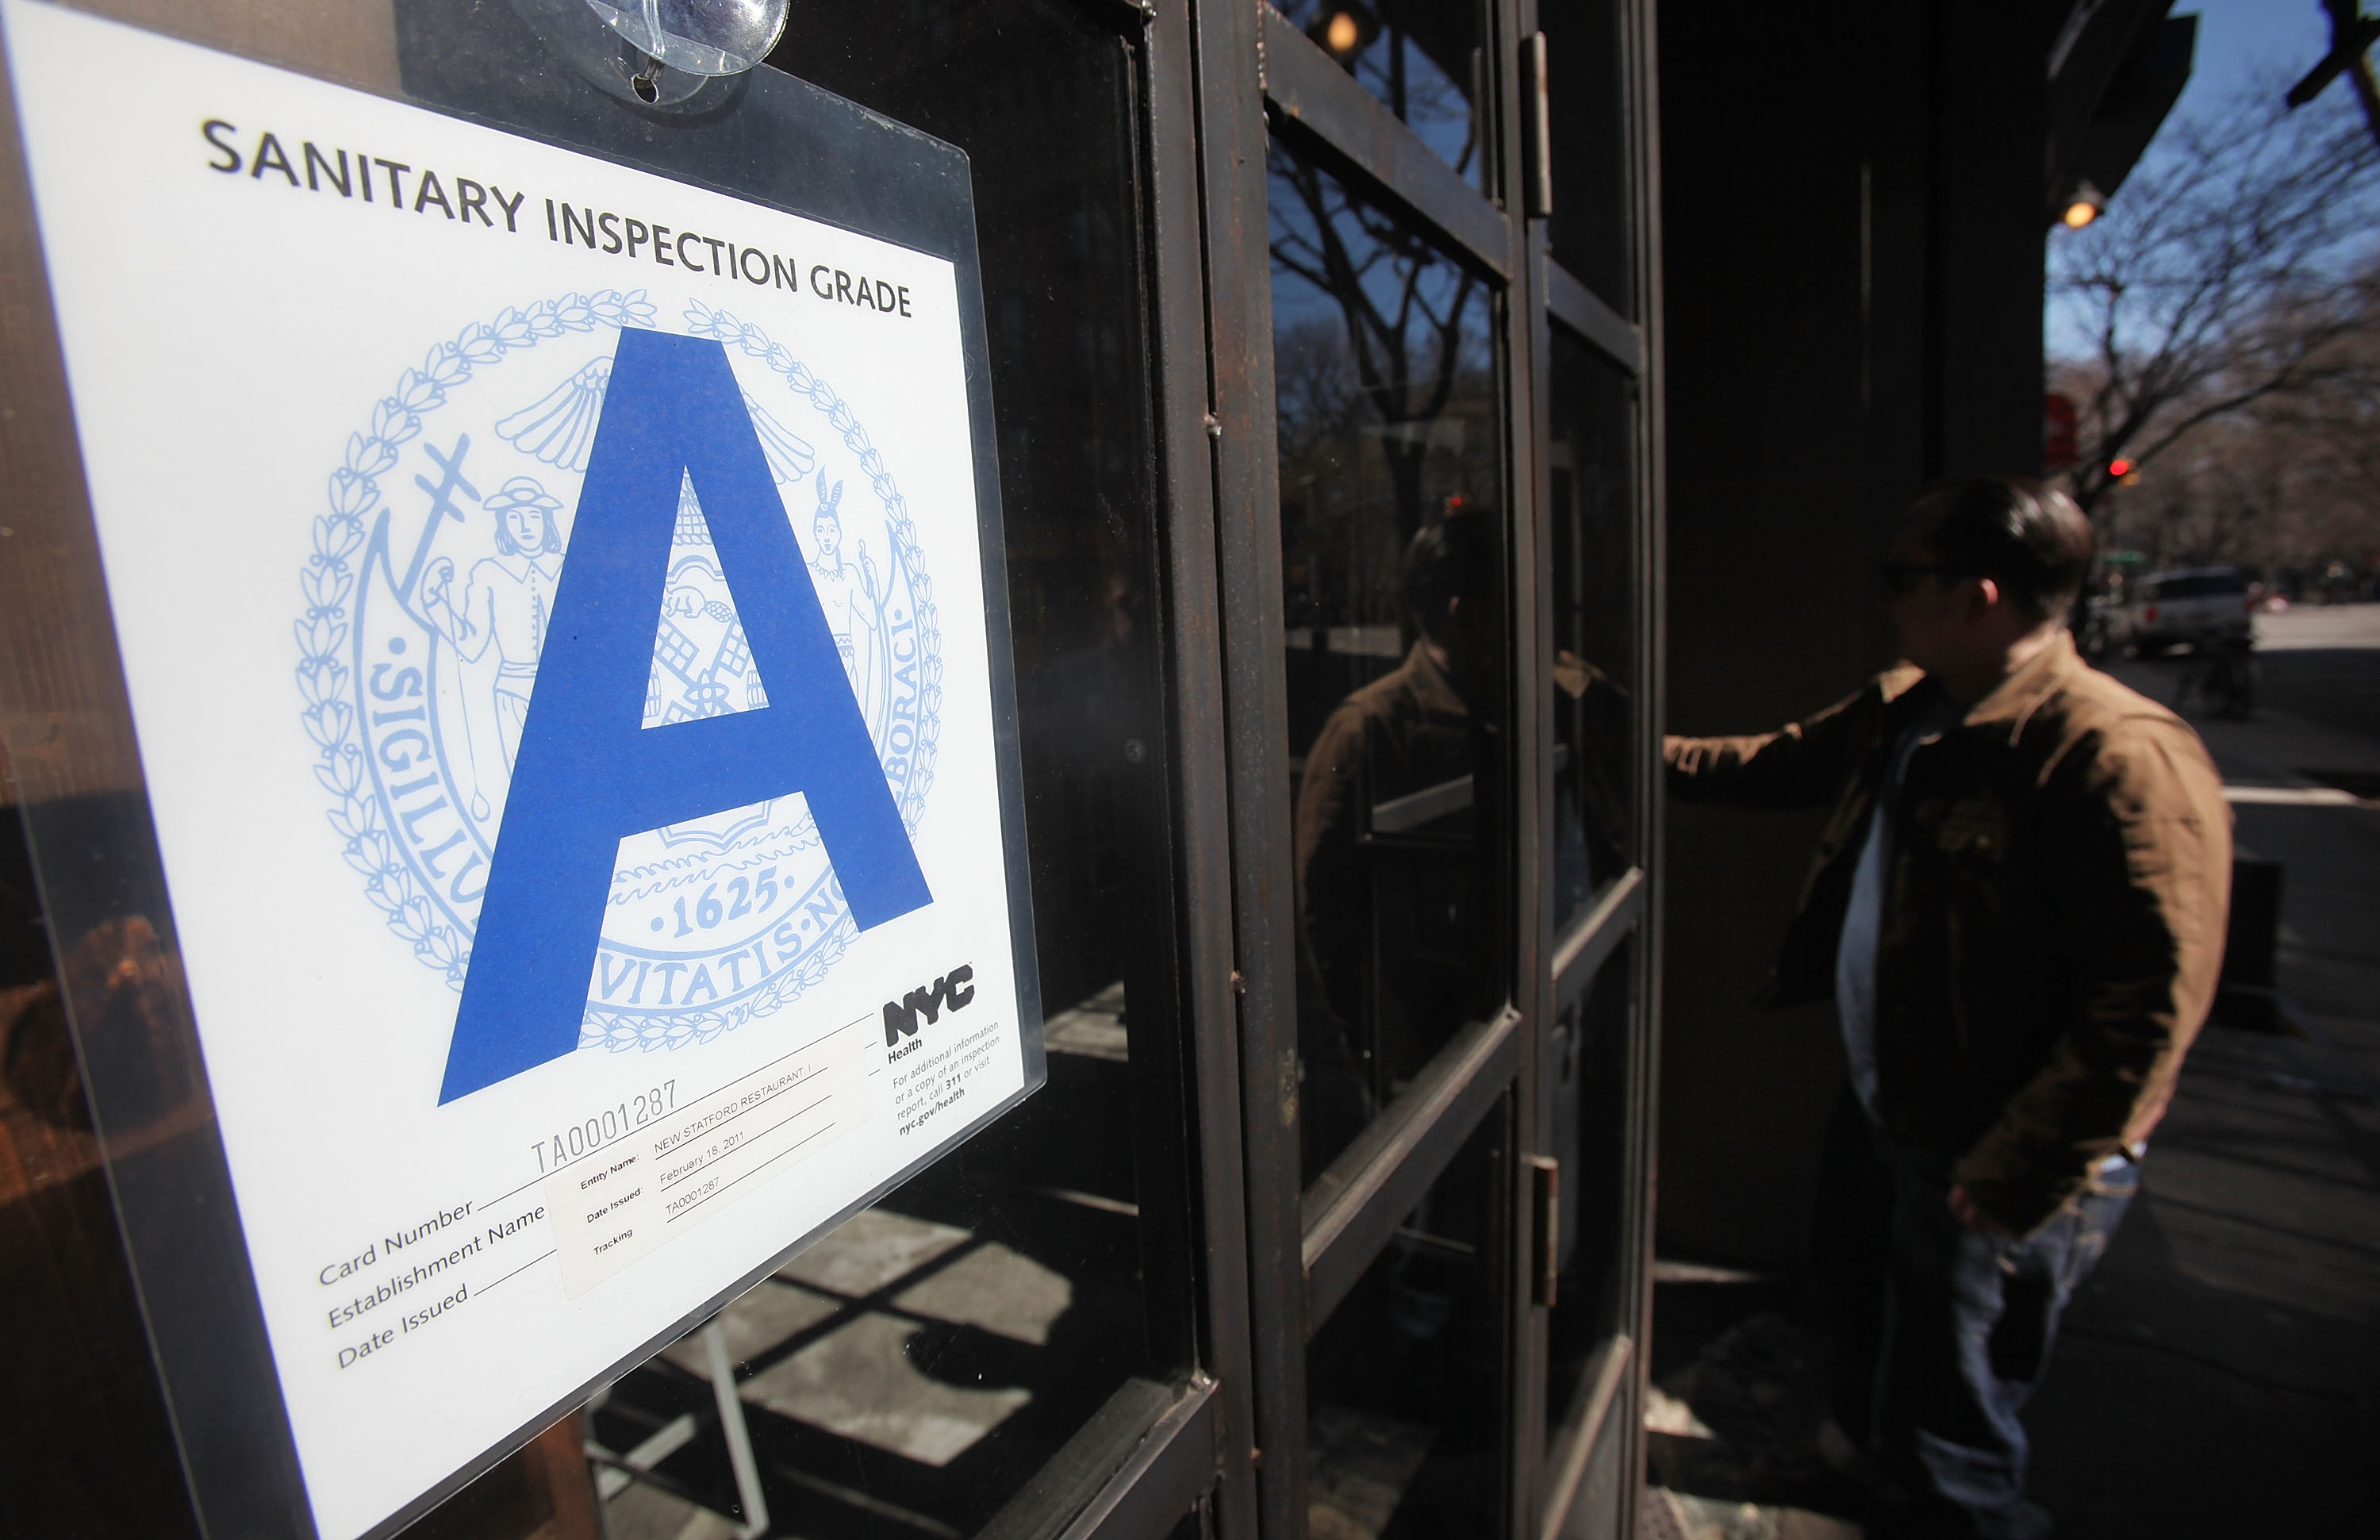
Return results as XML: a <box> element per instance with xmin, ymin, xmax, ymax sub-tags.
<box><xmin>295</xmin><ymin>292</ymin><xmax>943</xmax><ymax>1099</ymax></box>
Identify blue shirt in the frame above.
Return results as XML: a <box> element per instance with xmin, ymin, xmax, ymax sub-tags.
<box><xmin>1836</xmin><ymin>694</ymin><xmax>1959</xmax><ymax>1119</ymax></box>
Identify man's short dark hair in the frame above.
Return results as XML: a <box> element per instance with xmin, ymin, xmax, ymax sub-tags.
<box><xmin>1910</xmin><ymin>475</ymin><xmax>2093</xmax><ymax>622</ymax></box>
<box><xmin>1399</xmin><ymin>513</ymin><xmax>1503</xmax><ymax>636</ymax></box>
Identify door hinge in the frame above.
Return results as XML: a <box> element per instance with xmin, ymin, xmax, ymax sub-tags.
<box><xmin>1522</xmin><ymin>31</ymin><xmax>1553</xmax><ymax>221</ymax></box>
<box><xmin>1528</xmin><ymin>1154</ymin><xmax>1560</xmax><ymax>1307</ymax></box>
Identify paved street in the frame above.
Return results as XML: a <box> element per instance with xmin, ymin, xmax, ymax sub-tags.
<box><xmin>2239</xmin><ymin>601</ymin><xmax>2380</xmax><ymax>745</ymax></box>
<box><xmin>2102</xmin><ymin>602</ymin><xmax>2380</xmax><ymax>1024</ymax></box>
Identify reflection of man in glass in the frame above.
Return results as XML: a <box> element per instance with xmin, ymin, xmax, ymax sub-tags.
<box><xmin>1293</xmin><ymin>514</ymin><xmax>1502</xmax><ymax>1169</ymax></box>
<box><xmin>422</xmin><ymin>477</ymin><xmax>565</xmax><ymax>821</ymax></box>
<box><xmin>1552</xmin><ymin>649</ymin><xmax>1631</xmax><ymax>925</ymax></box>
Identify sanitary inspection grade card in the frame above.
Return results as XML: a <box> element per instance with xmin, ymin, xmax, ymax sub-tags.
<box><xmin>0</xmin><ymin>2</ymin><xmax>1041</xmax><ymax>1535</ymax></box>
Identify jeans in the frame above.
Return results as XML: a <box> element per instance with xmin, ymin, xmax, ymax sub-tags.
<box><xmin>1815</xmin><ymin>1086</ymin><xmax>2138</xmax><ymax>1540</ymax></box>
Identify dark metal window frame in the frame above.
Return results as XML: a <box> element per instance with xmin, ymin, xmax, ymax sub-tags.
<box><xmin>1526</xmin><ymin>0</ymin><xmax>1668</xmax><ymax>1534</ymax></box>
<box><xmin>935</xmin><ymin>0</ymin><xmax>1279</xmax><ymax>1531</ymax></box>
<box><xmin>1180</xmin><ymin>1</ymin><xmax>1668</xmax><ymax>1537</ymax></box>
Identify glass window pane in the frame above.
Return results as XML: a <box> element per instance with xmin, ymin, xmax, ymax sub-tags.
<box><xmin>1548</xmin><ymin>325</ymin><xmax>1638</xmax><ymax>930</ymax></box>
<box><xmin>1545</xmin><ymin>948</ymin><xmax>1636</xmax><ymax>1443</ymax></box>
<box><xmin>584</xmin><ymin>5</ymin><xmax>1191</xmax><ymax>1534</ymax></box>
<box><xmin>1274</xmin><ymin>0</ymin><xmax>1488</xmax><ymax>192</ymax></box>
<box><xmin>1541</xmin><ymin>0</ymin><xmax>1632</xmax><ymax>314</ymax></box>
<box><xmin>1270</xmin><ymin>142</ymin><xmax>1510</xmax><ymax>1185</ymax></box>
<box><xmin>1307</xmin><ymin>1104</ymin><xmax>1512</xmax><ymax>1537</ymax></box>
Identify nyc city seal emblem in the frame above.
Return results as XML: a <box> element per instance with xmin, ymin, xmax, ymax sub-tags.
<box><xmin>296</xmin><ymin>292</ymin><xmax>942</xmax><ymax>1054</ymax></box>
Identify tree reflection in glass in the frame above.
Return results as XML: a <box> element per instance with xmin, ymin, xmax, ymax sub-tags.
<box><xmin>1274</xmin><ymin>0</ymin><xmax>1484</xmax><ymax>190</ymax></box>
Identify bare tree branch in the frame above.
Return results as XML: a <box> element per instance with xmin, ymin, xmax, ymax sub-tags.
<box><xmin>2050</xmin><ymin>73</ymin><xmax>2380</xmax><ymax>516</ymax></box>
<box><xmin>1268</xmin><ymin>141</ymin><xmax>1483</xmax><ymax>536</ymax></box>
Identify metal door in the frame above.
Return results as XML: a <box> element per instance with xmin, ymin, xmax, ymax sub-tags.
<box><xmin>1187</xmin><ymin>1</ymin><xmax>1665</xmax><ymax>1537</ymax></box>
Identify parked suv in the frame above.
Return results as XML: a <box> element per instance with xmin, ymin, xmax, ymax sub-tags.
<box><xmin>2113</xmin><ymin>566</ymin><xmax>2254</xmax><ymax>654</ymax></box>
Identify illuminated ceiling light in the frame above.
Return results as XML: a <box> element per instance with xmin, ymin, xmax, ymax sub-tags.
<box><xmin>1307</xmin><ymin>3</ymin><xmax>1378</xmax><ymax>59</ymax></box>
<box><xmin>2059</xmin><ymin>180</ymin><xmax>2107</xmax><ymax>230</ymax></box>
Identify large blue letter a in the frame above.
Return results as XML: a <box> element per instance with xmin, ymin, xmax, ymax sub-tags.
<box><xmin>439</xmin><ymin>328</ymin><xmax>931</xmax><ymax>1103</ymax></box>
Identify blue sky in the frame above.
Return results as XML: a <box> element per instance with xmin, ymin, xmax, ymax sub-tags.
<box><xmin>2173</xmin><ymin>0</ymin><xmax>2334</xmax><ymax>116</ymax></box>
<box><xmin>2046</xmin><ymin>2</ymin><xmax>2355</xmax><ymax>354</ymax></box>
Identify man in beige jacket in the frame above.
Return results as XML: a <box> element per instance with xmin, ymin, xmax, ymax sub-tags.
<box><xmin>1667</xmin><ymin>477</ymin><xmax>2231</xmax><ymax>1539</ymax></box>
